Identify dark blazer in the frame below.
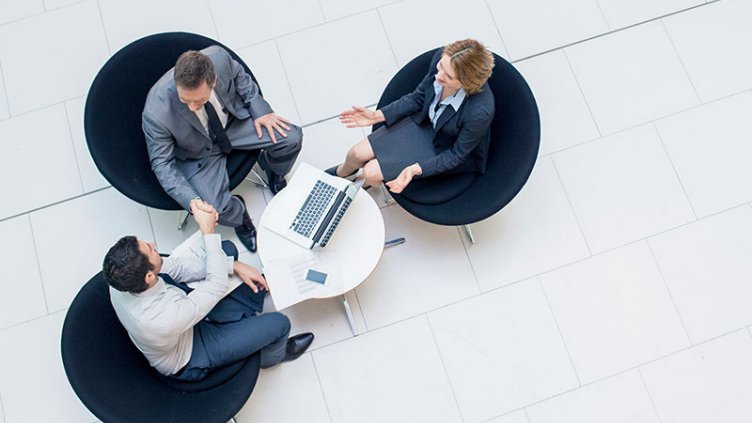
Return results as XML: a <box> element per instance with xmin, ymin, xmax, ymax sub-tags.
<box><xmin>379</xmin><ymin>50</ymin><xmax>494</xmax><ymax>178</ymax></box>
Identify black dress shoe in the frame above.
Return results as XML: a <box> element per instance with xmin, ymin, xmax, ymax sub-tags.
<box><xmin>233</xmin><ymin>195</ymin><xmax>257</xmax><ymax>253</ymax></box>
<box><xmin>258</xmin><ymin>151</ymin><xmax>287</xmax><ymax>195</ymax></box>
<box><xmin>234</xmin><ymin>222</ymin><xmax>257</xmax><ymax>253</ymax></box>
<box><xmin>324</xmin><ymin>164</ymin><xmax>358</xmax><ymax>180</ymax></box>
<box><xmin>283</xmin><ymin>333</ymin><xmax>314</xmax><ymax>362</ymax></box>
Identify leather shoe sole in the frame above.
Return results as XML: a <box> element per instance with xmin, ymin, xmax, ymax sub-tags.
<box><xmin>283</xmin><ymin>332</ymin><xmax>314</xmax><ymax>362</ymax></box>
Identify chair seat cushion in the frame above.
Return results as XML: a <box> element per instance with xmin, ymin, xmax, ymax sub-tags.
<box><xmin>399</xmin><ymin>172</ymin><xmax>478</xmax><ymax>205</ymax></box>
<box><xmin>157</xmin><ymin>359</ymin><xmax>247</xmax><ymax>393</ymax></box>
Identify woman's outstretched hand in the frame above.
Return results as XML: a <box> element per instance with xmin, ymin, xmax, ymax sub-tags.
<box><xmin>386</xmin><ymin>163</ymin><xmax>422</xmax><ymax>194</ymax></box>
<box><xmin>339</xmin><ymin>106</ymin><xmax>385</xmax><ymax>128</ymax></box>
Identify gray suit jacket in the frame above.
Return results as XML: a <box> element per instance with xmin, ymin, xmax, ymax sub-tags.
<box><xmin>142</xmin><ymin>45</ymin><xmax>273</xmax><ymax>209</ymax></box>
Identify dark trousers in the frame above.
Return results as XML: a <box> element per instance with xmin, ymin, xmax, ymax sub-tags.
<box><xmin>171</xmin><ymin>242</ymin><xmax>291</xmax><ymax>381</ymax></box>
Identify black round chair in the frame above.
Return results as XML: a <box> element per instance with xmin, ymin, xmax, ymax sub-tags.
<box><xmin>61</xmin><ymin>273</ymin><xmax>260</xmax><ymax>423</ymax></box>
<box><xmin>85</xmin><ymin>32</ymin><xmax>261</xmax><ymax>210</ymax></box>
<box><xmin>374</xmin><ymin>48</ymin><xmax>540</xmax><ymax>234</ymax></box>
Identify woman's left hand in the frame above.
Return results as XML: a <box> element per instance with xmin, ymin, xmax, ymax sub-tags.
<box><xmin>386</xmin><ymin>163</ymin><xmax>422</xmax><ymax>194</ymax></box>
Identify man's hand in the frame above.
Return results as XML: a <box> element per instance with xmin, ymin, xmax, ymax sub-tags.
<box><xmin>385</xmin><ymin>163</ymin><xmax>422</xmax><ymax>194</ymax></box>
<box><xmin>233</xmin><ymin>261</ymin><xmax>268</xmax><ymax>293</ymax></box>
<box><xmin>189</xmin><ymin>199</ymin><xmax>219</xmax><ymax>234</ymax></box>
<box><xmin>339</xmin><ymin>106</ymin><xmax>384</xmax><ymax>128</ymax></box>
<box><xmin>254</xmin><ymin>113</ymin><xmax>292</xmax><ymax>144</ymax></box>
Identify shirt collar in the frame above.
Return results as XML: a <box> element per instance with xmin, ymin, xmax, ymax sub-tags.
<box><xmin>432</xmin><ymin>80</ymin><xmax>467</xmax><ymax>111</ymax></box>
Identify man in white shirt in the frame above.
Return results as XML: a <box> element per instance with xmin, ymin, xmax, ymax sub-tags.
<box><xmin>104</xmin><ymin>198</ymin><xmax>313</xmax><ymax>381</ymax></box>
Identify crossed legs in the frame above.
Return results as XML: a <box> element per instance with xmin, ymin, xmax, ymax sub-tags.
<box><xmin>336</xmin><ymin>138</ymin><xmax>384</xmax><ymax>187</ymax></box>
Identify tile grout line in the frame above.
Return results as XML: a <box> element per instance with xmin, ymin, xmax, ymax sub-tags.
<box><xmin>62</xmin><ymin>100</ymin><xmax>87</xmax><ymax>194</ymax></box>
<box><xmin>659</xmin><ymin>19</ymin><xmax>703</xmax><ymax>104</ymax></box>
<box><xmin>205</xmin><ymin>0</ymin><xmax>221</xmax><ymax>41</ymax></box>
<box><xmin>592</xmin><ymin>0</ymin><xmax>614</xmax><ymax>31</ymax></box>
<box><xmin>650</xmin><ymin>121</ymin><xmax>699</xmax><ymax>220</ymax></box>
<box><xmin>0</xmin><ymin>185</ymin><xmax>111</xmax><ymax>225</ymax></box>
<box><xmin>0</xmin><ymin>59</ymin><xmax>11</xmax><ymax>117</ymax></box>
<box><xmin>94</xmin><ymin>0</ymin><xmax>112</xmax><ymax>56</ymax></box>
<box><xmin>509</xmin><ymin>1</ymin><xmax>716</xmax><ymax>64</ymax></box>
<box><xmin>484</xmin><ymin>0</ymin><xmax>512</xmax><ymax>59</ymax></box>
<box><xmin>315</xmin><ymin>0</ymin><xmax>328</xmax><ymax>22</ymax></box>
<box><xmin>0</xmin><ymin>390</ymin><xmax>6</xmax><ymax>423</ymax></box>
<box><xmin>533</xmin><ymin>86</ymin><xmax>752</xmax><ymax>159</ymax></box>
<box><xmin>537</xmin><ymin>277</ymin><xmax>583</xmax><ymax>387</ymax></box>
<box><xmin>561</xmin><ymin>49</ymin><xmax>602</xmax><ymax>137</ymax></box>
<box><xmin>309</xmin><ymin>353</ymin><xmax>337</xmax><ymax>423</ymax></box>
<box><xmin>376</xmin><ymin>8</ymin><xmax>400</xmax><ymax>67</ymax></box>
<box><xmin>26</xmin><ymin>214</ymin><xmax>51</xmax><ymax>315</ymax></box>
<box><xmin>549</xmin><ymin>157</ymin><xmax>594</xmax><ymax>256</ymax></box>
<box><xmin>480</xmin><ymin>326</ymin><xmax>751</xmax><ymax>421</ymax></box>
<box><xmin>272</xmin><ymin>38</ymin><xmax>304</xmax><ymax>125</ymax></box>
<box><xmin>425</xmin><ymin>313</ymin><xmax>467</xmax><ymax>423</ymax></box>
<box><xmin>637</xmin><ymin>367</ymin><xmax>665</xmax><ymax>423</ymax></box>
<box><xmin>644</xmin><ymin>240</ymin><xmax>694</xmax><ymax>346</ymax></box>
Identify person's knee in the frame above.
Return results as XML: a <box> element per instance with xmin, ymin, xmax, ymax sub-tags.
<box><xmin>347</xmin><ymin>139</ymin><xmax>371</xmax><ymax>163</ymax></box>
<box><xmin>267</xmin><ymin>312</ymin><xmax>291</xmax><ymax>338</ymax></box>
<box><xmin>362</xmin><ymin>160</ymin><xmax>383</xmax><ymax>182</ymax></box>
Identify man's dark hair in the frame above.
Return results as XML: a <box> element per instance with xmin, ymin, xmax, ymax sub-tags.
<box><xmin>174</xmin><ymin>50</ymin><xmax>216</xmax><ymax>89</ymax></box>
<box><xmin>103</xmin><ymin>236</ymin><xmax>153</xmax><ymax>293</ymax></box>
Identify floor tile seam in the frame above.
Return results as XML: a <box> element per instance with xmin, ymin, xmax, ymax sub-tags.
<box><xmin>548</xmin><ymin>156</ymin><xmax>594</xmax><ymax>256</ymax></box>
<box><xmin>315</xmin><ymin>0</ymin><xmax>328</xmax><ymax>23</ymax></box>
<box><xmin>659</xmin><ymin>19</ymin><xmax>703</xmax><ymax>104</ymax></box>
<box><xmin>536</xmin><ymin>277</ymin><xmax>583</xmax><ymax>387</ymax></box>
<box><xmin>0</xmin><ymin>307</ymin><xmax>66</xmax><ymax>332</ymax></box>
<box><xmin>456</xmin><ymin>226</ymin><xmax>483</xmax><ymax>294</ymax></box>
<box><xmin>62</xmin><ymin>101</ymin><xmax>87</xmax><ymax>194</ymax></box>
<box><xmin>44</xmin><ymin>0</ymin><xmax>89</xmax><ymax>13</ymax></box>
<box><xmin>479</xmin><ymin>326</ymin><xmax>750</xmax><ymax>422</ymax></box>
<box><xmin>271</xmin><ymin>38</ymin><xmax>304</xmax><ymax>124</ymax></box>
<box><xmin>643</xmin><ymin>240</ymin><xmax>694</xmax><ymax>347</ymax></box>
<box><xmin>542</xmin><ymin>86</ymin><xmax>752</xmax><ymax>159</ymax></box>
<box><xmin>483</xmin><ymin>0</ymin><xmax>511</xmax><ymax>60</ymax></box>
<box><xmin>26</xmin><ymin>214</ymin><xmax>51</xmax><ymax>316</ymax></box>
<box><xmin>637</xmin><ymin>367</ymin><xmax>665</xmax><ymax>423</ymax></box>
<box><xmin>299</xmin><ymin>102</ymin><xmax>378</xmax><ymax>128</ymax></box>
<box><xmin>317</xmin><ymin>0</ymin><xmax>404</xmax><ymax>23</ymax></box>
<box><xmin>350</xmin><ymin>287</ymin><xmax>369</xmax><ymax>333</ymax></box>
<box><xmin>0</xmin><ymin>8</ymin><xmax>48</xmax><ymax>27</ymax></box>
<box><xmin>94</xmin><ymin>0</ymin><xmax>112</xmax><ymax>56</ymax></box>
<box><xmin>375</xmin><ymin>8</ymin><xmax>400</xmax><ymax>67</ymax></box>
<box><xmin>592</xmin><ymin>0</ymin><xmax>614</xmax><ymax>32</ymax></box>
<box><xmin>145</xmin><ymin>208</ymin><xmax>159</xmax><ymax>249</ymax></box>
<box><xmin>204</xmin><ymin>0</ymin><xmax>221</xmax><ymax>43</ymax></box>
<box><xmin>650</xmin><ymin>121</ymin><xmax>698</xmax><ymax>220</ymax></box>
<box><xmin>425</xmin><ymin>313</ymin><xmax>468</xmax><ymax>423</ymax></box>
<box><xmin>561</xmin><ymin>49</ymin><xmax>603</xmax><ymax>137</ymax></box>
<box><xmin>308</xmin><ymin>354</ymin><xmax>336</xmax><ymax>423</ymax></box>
<box><xmin>220</xmin><ymin>7</ymin><xmax>382</xmax><ymax>53</ymax></box>
<box><xmin>0</xmin><ymin>59</ymin><xmax>10</xmax><ymax>117</ymax></box>
<box><xmin>0</xmin><ymin>185</ymin><xmax>111</xmax><ymax>225</ymax></box>
<box><xmin>508</xmin><ymin>1</ymin><xmax>715</xmax><ymax>63</ymax></box>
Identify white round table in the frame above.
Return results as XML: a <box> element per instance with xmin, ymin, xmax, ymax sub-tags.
<box><xmin>258</xmin><ymin>187</ymin><xmax>385</xmax><ymax>334</ymax></box>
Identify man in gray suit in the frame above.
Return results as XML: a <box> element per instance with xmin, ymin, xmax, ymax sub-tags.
<box><xmin>143</xmin><ymin>46</ymin><xmax>303</xmax><ymax>252</ymax></box>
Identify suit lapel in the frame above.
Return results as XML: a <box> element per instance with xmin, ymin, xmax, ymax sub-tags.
<box><xmin>434</xmin><ymin>102</ymin><xmax>460</xmax><ymax>133</ymax></box>
<box><xmin>213</xmin><ymin>77</ymin><xmax>237</xmax><ymax>116</ymax></box>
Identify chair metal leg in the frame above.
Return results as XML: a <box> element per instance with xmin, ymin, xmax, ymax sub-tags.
<box><xmin>463</xmin><ymin>224</ymin><xmax>476</xmax><ymax>244</ymax></box>
<box><xmin>384</xmin><ymin>237</ymin><xmax>405</xmax><ymax>248</ymax></box>
<box><xmin>245</xmin><ymin>168</ymin><xmax>269</xmax><ymax>188</ymax></box>
<box><xmin>379</xmin><ymin>183</ymin><xmax>394</xmax><ymax>205</ymax></box>
<box><xmin>229</xmin><ymin>417</ymin><xmax>238</xmax><ymax>423</ymax></box>
<box><xmin>177</xmin><ymin>211</ymin><xmax>190</xmax><ymax>230</ymax></box>
<box><xmin>342</xmin><ymin>295</ymin><xmax>358</xmax><ymax>336</ymax></box>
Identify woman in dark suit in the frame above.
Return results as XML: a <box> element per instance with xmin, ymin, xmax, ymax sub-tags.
<box><xmin>328</xmin><ymin>39</ymin><xmax>495</xmax><ymax>194</ymax></box>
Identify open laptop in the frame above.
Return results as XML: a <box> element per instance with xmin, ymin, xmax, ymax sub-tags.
<box><xmin>263</xmin><ymin>162</ymin><xmax>364</xmax><ymax>249</ymax></box>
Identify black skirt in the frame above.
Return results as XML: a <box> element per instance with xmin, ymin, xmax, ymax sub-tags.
<box><xmin>368</xmin><ymin>118</ymin><xmax>437</xmax><ymax>181</ymax></box>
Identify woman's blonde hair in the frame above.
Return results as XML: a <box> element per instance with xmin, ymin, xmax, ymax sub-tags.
<box><xmin>443</xmin><ymin>39</ymin><xmax>494</xmax><ymax>95</ymax></box>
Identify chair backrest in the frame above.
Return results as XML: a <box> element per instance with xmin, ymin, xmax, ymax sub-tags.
<box><xmin>375</xmin><ymin>48</ymin><xmax>540</xmax><ymax>225</ymax></box>
<box><xmin>84</xmin><ymin>32</ymin><xmax>259</xmax><ymax>210</ymax></box>
<box><xmin>61</xmin><ymin>273</ymin><xmax>260</xmax><ymax>423</ymax></box>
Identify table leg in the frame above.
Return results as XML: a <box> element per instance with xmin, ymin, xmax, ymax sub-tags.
<box><xmin>341</xmin><ymin>294</ymin><xmax>358</xmax><ymax>336</ymax></box>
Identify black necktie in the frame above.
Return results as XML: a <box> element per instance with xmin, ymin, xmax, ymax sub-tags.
<box><xmin>204</xmin><ymin>102</ymin><xmax>233</xmax><ymax>155</ymax></box>
<box><xmin>159</xmin><ymin>273</ymin><xmax>193</xmax><ymax>294</ymax></box>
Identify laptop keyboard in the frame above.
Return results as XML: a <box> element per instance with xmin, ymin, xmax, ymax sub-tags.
<box><xmin>319</xmin><ymin>196</ymin><xmax>353</xmax><ymax>247</ymax></box>
<box><xmin>290</xmin><ymin>180</ymin><xmax>338</xmax><ymax>237</ymax></box>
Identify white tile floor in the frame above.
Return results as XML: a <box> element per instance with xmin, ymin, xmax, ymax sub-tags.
<box><xmin>0</xmin><ymin>1</ymin><xmax>751</xmax><ymax>422</ymax></box>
